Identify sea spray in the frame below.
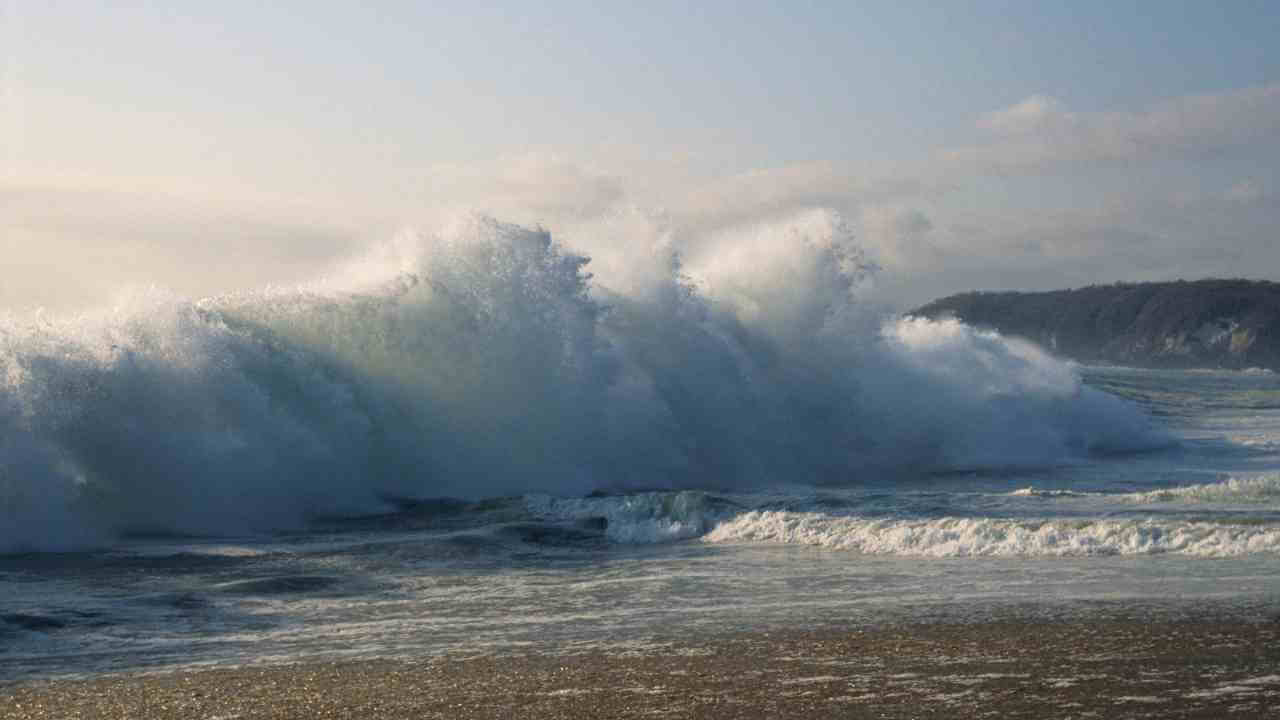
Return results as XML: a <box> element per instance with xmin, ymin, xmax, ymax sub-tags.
<box><xmin>0</xmin><ymin>213</ymin><xmax>1164</xmax><ymax>551</ymax></box>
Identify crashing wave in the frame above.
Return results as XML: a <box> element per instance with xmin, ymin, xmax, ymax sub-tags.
<box><xmin>0</xmin><ymin>212</ymin><xmax>1164</xmax><ymax>551</ymax></box>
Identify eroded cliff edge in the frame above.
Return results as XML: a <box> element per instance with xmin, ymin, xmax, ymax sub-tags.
<box><xmin>910</xmin><ymin>279</ymin><xmax>1280</xmax><ymax>370</ymax></box>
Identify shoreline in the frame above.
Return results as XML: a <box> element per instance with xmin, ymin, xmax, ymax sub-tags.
<box><xmin>6</xmin><ymin>614</ymin><xmax>1280</xmax><ymax>719</ymax></box>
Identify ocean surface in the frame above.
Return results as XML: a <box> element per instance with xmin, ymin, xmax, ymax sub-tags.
<box><xmin>2</xmin><ymin>216</ymin><xmax>1279</xmax><ymax>685</ymax></box>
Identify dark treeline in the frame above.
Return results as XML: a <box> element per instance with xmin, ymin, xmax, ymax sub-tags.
<box><xmin>911</xmin><ymin>279</ymin><xmax>1280</xmax><ymax>370</ymax></box>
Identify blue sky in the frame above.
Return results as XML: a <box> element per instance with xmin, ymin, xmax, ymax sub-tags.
<box><xmin>3</xmin><ymin>1</ymin><xmax>1280</xmax><ymax>308</ymax></box>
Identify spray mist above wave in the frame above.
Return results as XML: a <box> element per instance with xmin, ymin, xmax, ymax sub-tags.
<box><xmin>0</xmin><ymin>211</ymin><xmax>1163</xmax><ymax>551</ymax></box>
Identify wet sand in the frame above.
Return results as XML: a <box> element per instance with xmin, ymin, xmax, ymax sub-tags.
<box><xmin>5</xmin><ymin>615</ymin><xmax>1280</xmax><ymax>719</ymax></box>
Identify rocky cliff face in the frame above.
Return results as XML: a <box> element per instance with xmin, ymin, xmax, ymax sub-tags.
<box><xmin>911</xmin><ymin>280</ymin><xmax>1280</xmax><ymax>370</ymax></box>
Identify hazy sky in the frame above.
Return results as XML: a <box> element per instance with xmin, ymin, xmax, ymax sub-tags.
<box><xmin>3</xmin><ymin>1</ymin><xmax>1279</xmax><ymax>309</ymax></box>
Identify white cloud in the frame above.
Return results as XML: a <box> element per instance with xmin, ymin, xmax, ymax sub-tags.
<box><xmin>1225</xmin><ymin>179</ymin><xmax>1267</xmax><ymax>205</ymax></box>
<box><xmin>948</xmin><ymin>84</ymin><xmax>1280</xmax><ymax>174</ymax></box>
<box><xmin>978</xmin><ymin>94</ymin><xmax>1073</xmax><ymax>135</ymax></box>
<box><xmin>425</xmin><ymin>144</ymin><xmax>1280</xmax><ymax>309</ymax></box>
<box><xmin>0</xmin><ymin>184</ymin><xmax>357</xmax><ymax>311</ymax></box>
<box><xmin>13</xmin><ymin>76</ymin><xmax>1279</xmax><ymax>316</ymax></box>
<box><xmin>667</xmin><ymin>163</ymin><xmax>930</xmax><ymax>235</ymax></box>
<box><xmin>888</xmin><ymin>179</ymin><xmax>1280</xmax><ymax>306</ymax></box>
<box><xmin>859</xmin><ymin>206</ymin><xmax>937</xmax><ymax>269</ymax></box>
<box><xmin>493</xmin><ymin>153</ymin><xmax>625</xmax><ymax>219</ymax></box>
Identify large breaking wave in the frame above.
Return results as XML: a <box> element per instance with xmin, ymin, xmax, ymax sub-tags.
<box><xmin>0</xmin><ymin>211</ymin><xmax>1163</xmax><ymax>551</ymax></box>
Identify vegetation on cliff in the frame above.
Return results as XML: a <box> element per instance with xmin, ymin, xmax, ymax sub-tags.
<box><xmin>910</xmin><ymin>279</ymin><xmax>1280</xmax><ymax>370</ymax></box>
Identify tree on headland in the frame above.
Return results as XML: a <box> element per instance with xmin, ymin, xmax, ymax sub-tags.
<box><xmin>910</xmin><ymin>279</ymin><xmax>1280</xmax><ymax>370</ymax></box>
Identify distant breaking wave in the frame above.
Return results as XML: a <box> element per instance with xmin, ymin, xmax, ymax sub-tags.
<box><xmin>0</xmin><ymin>212</ymin><xmax>1164</xmax><ymax>551</ymax></box>
<box><xmin>702</xmin><ymin>510</ymin><xmax>1280</xmax><ymax>557</ymax></box>
<box><xmin>530</xmin><ymin>488</ymin><xmax>1280</xmax><ymax>556</ymax></box>
<box><xmin>1012</xmin><ymin>473</ymin><xmax>1280</xmax><ymax>505</ymax></box>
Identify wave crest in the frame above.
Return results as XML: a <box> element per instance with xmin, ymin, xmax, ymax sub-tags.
<box><xmin>0</xmin><ymin>213</ymin><xmax>1163</xmax><ymax>551</ymax></box>
<box><xmin>704</xmin><ymin>511</ymin><xmax>1280</xmax><ymax>557</ymax></box>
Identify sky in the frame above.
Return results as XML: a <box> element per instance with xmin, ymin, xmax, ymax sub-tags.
<box><xmin>3</xmin><ymin>1</ymin><xmax>1279</xmax><ymax>310</ymax></box>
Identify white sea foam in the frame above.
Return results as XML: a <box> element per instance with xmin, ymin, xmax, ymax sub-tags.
<box><xmin>1120</xmin><ymin>475</ymin><xmax>1280</xmax><ymax>504</ymax></box>
<box><xmin>1009</xmin><ymin>488</ymin><xmax>1089</xmax><ymax>498</ymax></box>
<box><xmin>1012</xmin><ymin>474</ymin><xmax>1280</xmax><ymax>505</ymax></box>
<box><xmin>531</xmin><ymin>488</ymin><xmax>1280</xmax><ymax>556</ymax></box>
<box><xmin>702</xmin><ymin>511</ymin><xmax>1280</xmax><ymax>557</ymax></box>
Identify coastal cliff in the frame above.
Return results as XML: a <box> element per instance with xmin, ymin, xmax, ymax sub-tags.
<box><xmin>910</xmin><ymin>279</ymin><xmax>1280</xmax><ymax>370</ymax></box>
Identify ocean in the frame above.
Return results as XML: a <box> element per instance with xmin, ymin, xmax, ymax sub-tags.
<box><xmin>2</xmin><ymin>215</ymin><xmax>1279</xmax><ymax>688</ymax></box>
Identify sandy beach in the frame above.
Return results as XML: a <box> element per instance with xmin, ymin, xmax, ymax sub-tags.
<box><xmin>6</xmin><ymin>613</ymin><xmax>1279</xmax><ymax>719</ymax></box>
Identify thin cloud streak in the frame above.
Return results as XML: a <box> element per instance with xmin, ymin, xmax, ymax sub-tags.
<box><xmin>946</xmin><ymin>84</ymin><xmax>1280</xmax><ymax>175</ymax></box>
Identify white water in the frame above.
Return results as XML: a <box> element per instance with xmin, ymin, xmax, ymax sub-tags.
<box><xmin>1012</xmin><ymin>473</ymin><xmax>1280</xmax><ymax>504</ymax></box>
<box><xmin>703</xmin><ymin>511</ymin><xmax>1280</xmax><ymax>557</ymax></box>
<box><xmin>0</xmin><ymin>212</ymin><xmax>1162</xmax><ymax>552</ymax></box>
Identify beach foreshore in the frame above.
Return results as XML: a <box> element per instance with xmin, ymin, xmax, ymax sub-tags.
<box><xmin>5</xmin><ymin>613</ymin><xmax>1280</xmax><ymax>719</ymax></box>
